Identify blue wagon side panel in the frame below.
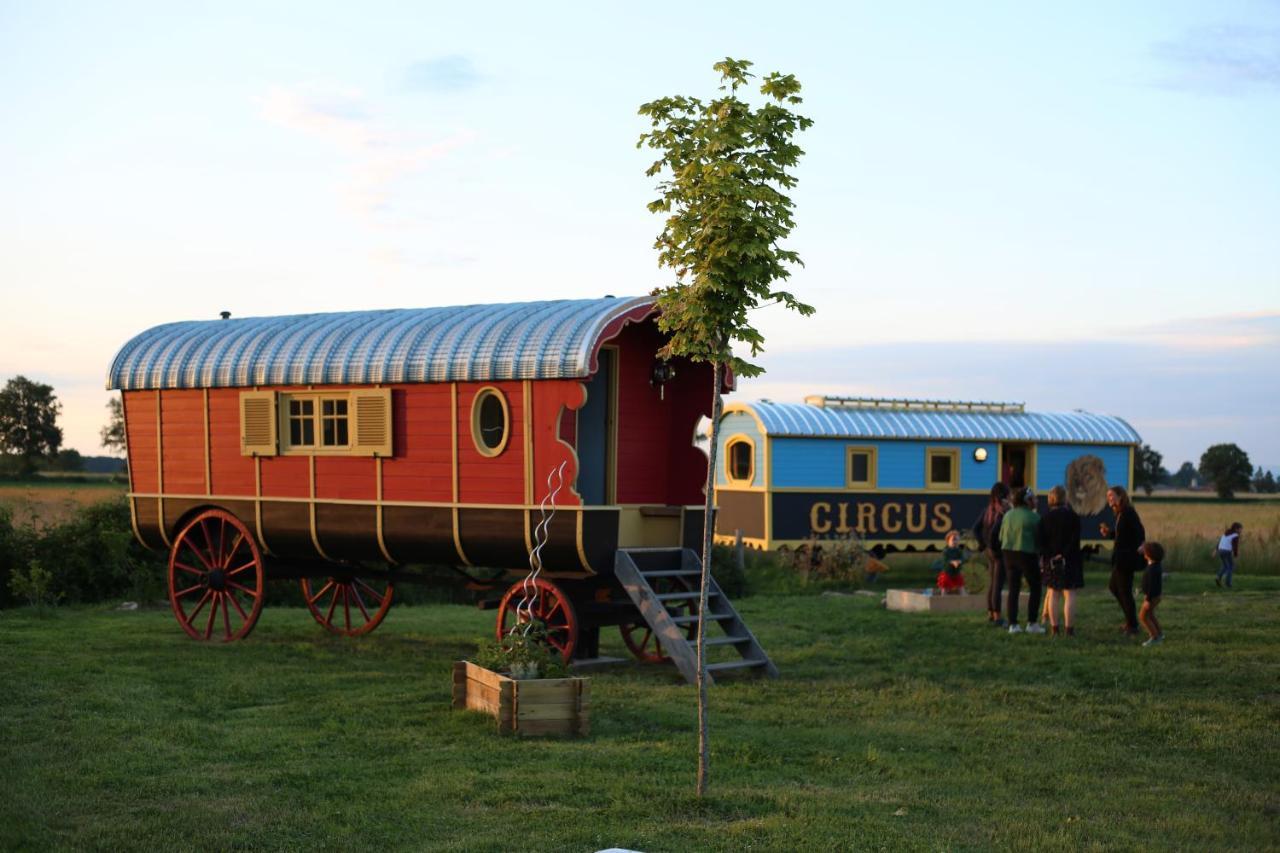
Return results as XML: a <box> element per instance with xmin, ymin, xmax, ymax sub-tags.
<box><xmin>770</xmin><ymin>438</ymin><xmax>997</xmax><ymax>491</ymax></box>
<box><xmin>1034</xmin><ymin>444</ymin><xmax>1131</xmax><ymax>493</ymax></box>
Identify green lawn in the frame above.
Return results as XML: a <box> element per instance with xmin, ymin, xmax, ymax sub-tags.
<box><xmin>2</xmin><ymin>572</ymin><xmax>1278</xmax><ymax>852</ymax></box>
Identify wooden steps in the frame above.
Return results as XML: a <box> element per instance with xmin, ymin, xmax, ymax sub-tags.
<box><xmin>614</xmin><ymin>548</ymin><xmax>779</xmax><ymax>686</ymax></box>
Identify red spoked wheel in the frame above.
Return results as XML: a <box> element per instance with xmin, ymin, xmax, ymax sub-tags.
<box><xmin>300</xmin><ymin>574</ymin><xmax>394</xmax><ymax>637</ymax></box>
<box><xmin>619</xmin><ymin>576</ymin><xmax>698</xmax><ymax>663</ymax></box>
<box><xmin>496</xmin><ymin>578</ymin><xmax>579</xmax><ymax>664</ymax></box>
<box><xmin>168</xmin><ymin>509</ymin><xmax>265</xmax><ymax>642</ymax></box>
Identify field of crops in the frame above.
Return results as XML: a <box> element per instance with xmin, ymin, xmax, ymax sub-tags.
<box><xmin>0</xmin><ymin>480</ymin><xmax>126</xmax><ymax>528</ymax></box>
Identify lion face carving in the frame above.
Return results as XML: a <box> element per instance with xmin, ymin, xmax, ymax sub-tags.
<box><xmin>1066</xmin><ymin>454</ymin><xmax>1108</xmax><ymax>516</ymax></box>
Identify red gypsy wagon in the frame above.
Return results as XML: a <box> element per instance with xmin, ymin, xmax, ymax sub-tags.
<box><xmin>107</xmin><ymin>296</ymin><xmax>776</xmax><ymax>681</ymax></box>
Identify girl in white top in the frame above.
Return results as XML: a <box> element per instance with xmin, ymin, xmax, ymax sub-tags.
<box><xmin>1216</xmin><ymin>522</ymin><xmax>1243</xmax><ymax>589</ymax></box>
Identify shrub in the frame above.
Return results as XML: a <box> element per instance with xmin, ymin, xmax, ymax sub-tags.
<box><xmin>9</xmin><ymin>559</ymin><xmax>62</xmax><ymax>613</ymax></box>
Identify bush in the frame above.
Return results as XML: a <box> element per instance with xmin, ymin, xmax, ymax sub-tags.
<box><xmin>0</xmin><ymin>497</ymin><xmax>167</xmax><ymax>608</ymax></box>
<box><xmin>9</xmin><ymin>559</ymin><xmax>62</xmax><ymax>613</ymax></box>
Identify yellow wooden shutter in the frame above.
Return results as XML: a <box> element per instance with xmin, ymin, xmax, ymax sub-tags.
<box><xmin>352</xmin><ymin>388</ymin><xmax>393</xmax><ymax>457</ymax></box>
<box><xmin>239</xmin><ymin>391</ymin><xmax>278</xmax><ymax>456</ymax></box>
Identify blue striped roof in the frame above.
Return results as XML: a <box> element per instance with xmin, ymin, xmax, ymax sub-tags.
<box><xmin>741</xmin><ymin>401</ymin><xmax>1141</xmax><ymax>445</ymax></box>
<box><xmin>107</xmin><ymin>296</ymin><xmax>654</xmax><ymax>390</ymax></box>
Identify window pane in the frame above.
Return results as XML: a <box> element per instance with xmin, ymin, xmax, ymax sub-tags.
<box><xmin>323</xmin><ymin>418</ymin><xmax>336</xmax><ymax>446</ymax></box>
<box><xmin>290</xmin><ymin>420</ymin><xmax>304</xmax><ymax>445</ymax></box>
<box><xmin>336</xmin><ymin>419</ymin><xmax>348</xmax><ymax>445</ymax></box>
<box><xmin>478</xmin><ymin>393</ymin><xmax>505</xmax><ymax>450</ymax></box>
<box><xmin>930</xmin><ymin>454</ymin><xmax>952</xmax><ymax>484</ymax></box>
<box><xmin>729</xmin><ymin>442</ymin><xmax>752</xmax><ymax>480</ymax></box>
<box><xmin>850</xmin><ymin>452</ymin><xmax>869</xmax><ymax>483</ymax></box>
<box><xmin>323</xmin><ymin>399</ymin><xmax>336</xmax><ymax>416</ymax></box>
<box><xmin>301</xmin><ymin>419</ymin><xmax>314</xmax><ymax>446</ymax></box>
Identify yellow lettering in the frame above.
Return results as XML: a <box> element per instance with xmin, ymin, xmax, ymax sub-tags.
<box><xmin>810</xmin><ymin>502</ymin><xmax>832</xmax><ymax>534</ymax></box>
<box><xmin>881</xmin><ymin>503</ymin><xmax>903</xmax><ymax>534</ymax></box>
<box><xmin>857</xmin><ymin>503</ymin><xmax>877</xmax><ymax>534</ymax></box>
<box><xmin>836</xmin><ymin>502</ymin><xmax>853</xmax><ymax>534</ymax></box>
<box><xmin>906</xmin><ymin>503</ymin><xmax>928</xmax><ymax>534</ymax></box>
<box><xmin>931</xmin><ymin>503</ymin><xmax>953</xmax><ymax>533</ymax></box>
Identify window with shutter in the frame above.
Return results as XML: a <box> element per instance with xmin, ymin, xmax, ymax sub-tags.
<box><xmin>240</xmin><ymin>391</ymin><xmax>278</xmax><ymax>456</ymax></box>
<box><xmin>270</xmin><ymin>388</ymin><xmax>394</xmax><ymax>457</ymax></box>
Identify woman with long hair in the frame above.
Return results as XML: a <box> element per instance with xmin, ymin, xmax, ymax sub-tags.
<box><xmin>974</xmin><ymin>482</ymin><xmax>1011</xmax><ymax>625</ymax></box>
<box><xmin>1099</xmin><ymin>484</ymin><xmax>1145</xmax><ymax>636</ymax></box>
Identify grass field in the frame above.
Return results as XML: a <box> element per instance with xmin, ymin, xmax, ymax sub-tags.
<box><xmin>2</xmin><ymin>570</ymin><xmax>1277</xmax><ymax>851</ymax></box>
<box><xmin>0</xmin><ymin>479</ymin><xmax>126</xmax><ymax>528</ymax></box>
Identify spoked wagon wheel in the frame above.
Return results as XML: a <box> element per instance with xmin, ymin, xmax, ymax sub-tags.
<box><xmin>300</xmin><ymin>574</ymin><xmax>394</xmax><ymax>637</ymax></box>
<box><xmin>496</xmin><ymin>577</ymin><xmax>579</xmax><ymax>664</ymax></box>
<box><xmin>168</xmin><ymin>509</ymin><xmax>265</xmax><ymax>642</ymax></box>
<box><xmin>619</xmin><ymin>575</ymin><xmax>698</xmax><ymax>663</ymax></box>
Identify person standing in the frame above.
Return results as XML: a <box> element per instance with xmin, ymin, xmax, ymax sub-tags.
<box><xmin>1040</xmin><ymin>485</ymin><xmax>1083</xmax><ymax>636</ymax></box>
<box><xmin>974</xmin><ymin>482</ymin><xmax>1011</xmax><ymax>625</ymax></box>
<box><xmin>1000</xmin><ymin>487</ymin><xmax>1044</xmax><ymax>634</ymax></box>
<box><xmin>1216</xmin><ymin>522</ymin><xmax>1243</xmax><ymax>589</ymax></box>
<box><xmin>1099</xmin><ymin>485</ymin><xmax>1145</xmax><ymax>636</ymax></box>
<box><xmin>1139</xmin><ymin>541</ymin><xmax>1166</xmax><ymax>647</ymax></box>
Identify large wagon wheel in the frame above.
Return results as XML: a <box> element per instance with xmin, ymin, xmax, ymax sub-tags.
<box><xmin>300</xmin><ymin>573</ymin><xmax>394</xmax><ymax>637</ymax></box>
<box><xmin>619</xmin><ymin>575</ymin><xmax>698</xmax><ymax>663</ymax></box>
<box><xmin>496</xmin><ymin>578</ymin><xmax>579</xmax><ymax>664</ymax></box>
<box><xmin>168</xmin><ymin>509</ymin><xmax>265</xmax><ymax>642</ymax></box>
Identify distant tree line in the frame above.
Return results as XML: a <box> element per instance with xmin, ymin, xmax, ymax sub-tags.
<box><xmin>1134</xmin><ymin>441</ymin><xmax>1275</xmax><ymax>499</ymax></box>
<box><xmin>0</xmin><ymin>376</ymin><xmax>125</xmax><ymax>478</ymax></box>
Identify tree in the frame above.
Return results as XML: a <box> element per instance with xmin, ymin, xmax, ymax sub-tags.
<box><xmin>1199</xmin><ymin>443</ymin><xmax>1252</xmax><ymax>499</ymax></box>
<box><xmin>1262</xmin><ymin>470</ymin><xmax>1278</xmax><ymax>494</ymax></box>
<box><xmin>639</xmin><ymin>57</ymin><xmax>813</xmax><ymax>796</ymax></box>
<box><xmin>0</xmin><ymin>376</ymin><xmax>63</xmax><ymax>476</ymax></box>
<box><xmin>101</xmin><ymin>397</ymin><xmax>126</xmax><ymax>454</ymax></box>
<box><xmin>1133</xmin><ymin>443</ymin><xmax>1165</xmax><ymax>496</ymax></box>
<box><xmin>1171</xmin><ymin>461</ymin><xmax>1197</xmax><ymax>489</ymax></box>
<box><xmin>50</xmin><ymin>448</ymin><xmax>84</xmax><ymax>472</ymax></box>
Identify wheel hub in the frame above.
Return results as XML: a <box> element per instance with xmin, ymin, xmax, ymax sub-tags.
<box><xmin>207</xmin><ymin>569</ymin><xmax>226</xmax><ymax>591</ymax></box>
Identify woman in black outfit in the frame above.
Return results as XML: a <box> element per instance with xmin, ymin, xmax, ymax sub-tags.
<box><xmin>1099</xmin><ymin>484</ymin><xmax>1145</xmax><ymax>636</ymax></box>
<box><xmin>1041</xmin><ymin>485</ymin><xmax>1082</xmax><ymax>636</ymax></box>
<box><xmin>973</xmin><ymin>482</ymin><xmax>1010</xmax><ymax>625</ymax></box>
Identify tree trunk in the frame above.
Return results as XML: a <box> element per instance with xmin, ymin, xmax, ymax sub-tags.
<box><xmin>696</xmin><ymin>361</ymin><xmax>723</xmax><ymax>797</ymax></box>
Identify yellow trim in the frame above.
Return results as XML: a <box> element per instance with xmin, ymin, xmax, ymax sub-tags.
<box><xmin>202</xmin><ymin>389</ymin><xmax>211</xmax><ymax>496</ymax></box>
<box><xmin>575</xmin><ymin>508</ymin><xmax>591</xmax><ymax>572</ymax></box>
<box><xmin>451</xmin><ymin>384</ymin><xmax>471</xmax><ymax>566</ymax></box>
<box><xmin>253</xmin><ymin>456</ymin><xmax>272</xmax><ymax>556</ymax></box>
<box><xmin>155</xmin><ymin>392</ymin><xmax>170</xmax><ymax>548</ymax></box>
<box><xmin>307</xmin><ymin>455</ymin><xmax>333</xmax><ymax>561</ymax></box>
<box><xmin>845</xmin><ymin>445</ymin><xmax>877</xmax><ymax>489</ymax></box>
<box><xmin>375</xmin><ymin>457</ymin><xmax>397</xmax><ymax>564</ymax></box>
<box><xmin>766</xmin><ymin>485</ymin><xmax>989</xmax><ymax>495</ymax></box>
<box><xmin>1127</xmin><ymin>446</ymin><xmax>1135</xmax><ymax>491</ymax></box>
<box><xmin>522</xmin><ymin>381</ymin><xmax>534</xmax><ymax>504</ymax></box>
<box><xmin>719</xmin><ymin>401</ymin><xmax>770</xmax><ymax>438</ymax></box>
<box><xmin>128</xmin><ymin>496</ymin><xmax>143</xmax><ymax>547</ymax></box>
<box><xmin>469</xmin><ymin>386</ymin><xmax>511</xmax><ymax>458</ymax></box>
<box><xmin>713</xmin><ymin>533</ymin><xmax>768</xmax><ymax>549</ymax></box>
<box><xmin>763</xmin><ymin>436</ymin><xmax>773</xmax><ymax>543</ymax></box>
<box><xmin>925</xmin><ymin>447</ymin><xmax>961</xmax><ymax>490</ymax></box>
<box><xmin>133</xmin><ymin>490</ymin><xmax>637</xmax><ymax>512</ymax></box>
<box><xmin>723</xmin><ymin>433</ymin><xmax>756</xmax><ymax>485</ymax></box>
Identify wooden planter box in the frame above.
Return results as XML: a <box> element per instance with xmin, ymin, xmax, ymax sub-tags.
<box><xmin>451</xmin><ymin>661</ymin><xmax>590</xmax><ymax>737</ymax></box>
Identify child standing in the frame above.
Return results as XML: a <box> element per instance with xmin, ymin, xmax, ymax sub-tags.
<box><xmin>936</xmin><ymin>530</ymin><xmax>967</xmax><ymax>594</ymax></box>
<box><xmin>1139</xmin><ymin>541</ymin><xmax>1165</xmax><ymax>647</ymax></box>
<box><xmin>1216</xmin><ymin>522</ymin><xmax>1243</xmax><ymax>589</ymax></box>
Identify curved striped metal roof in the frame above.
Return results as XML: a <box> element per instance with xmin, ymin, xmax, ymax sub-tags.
<box><xmin>741</xmin><ymin>401</ymin><xmax>1141</xmax><ymax>445</ymax></box>
<box><xmin>107</xmin><ymin>296</ymin><xmax>654</xmax><ymax>390</ymax></box>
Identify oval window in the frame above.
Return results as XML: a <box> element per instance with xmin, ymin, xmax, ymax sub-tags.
<box><xmin>726</xmin><ymin>439</ymin><xmax>753</xmax><ymax>482</ymax></box>
<box><xmin>471</xmin><ymin>388</ymin><xmax>509</xmax><ymax>457</ymax></box>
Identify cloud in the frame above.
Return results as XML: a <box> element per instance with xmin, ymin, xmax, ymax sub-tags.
<box><xmin>402</xmin><ymin>55</ymin><xmax>484</xmax><ymax>93</ymax></box>
<box><xmin>257</xmin><ymin>86</ymin><xmax>475</xmax><ymax>216</ymax></box>
<box><xmin>1152</xmin><ymin>25</ymin><xmax>1280</xmax><ymax>94</ymax></box>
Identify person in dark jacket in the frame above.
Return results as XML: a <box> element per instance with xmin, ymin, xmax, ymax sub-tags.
<box><xmin>1000</xmin><ymin>487</ymin><xmax>1044</xmax><ymax>634</ymax></box>
<box><xmin>1040</xmin><ymin>485</ymin><xmax>1082</xmax><ymax>636</ymax></box>
<box><xmin>973</xmin><ymin>482</ymin><xmax>1010</xmax><ymax>625</ymax></box>
<box><xmin>1099</xmin><ymin>484</ymin><xmax>1145</xmax><ymax>636</ymax></box>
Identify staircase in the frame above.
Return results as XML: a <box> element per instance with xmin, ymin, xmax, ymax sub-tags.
<box><xmin>614</xmin><ymin>548</ymin><xmax>778</xmax><ymax>685</ymax></box>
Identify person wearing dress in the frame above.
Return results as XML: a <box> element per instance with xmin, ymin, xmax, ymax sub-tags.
<box><xmin>1040</xmin><ymin>485</ymin><xmax>1083</xmax><ymax>636</ymax></box>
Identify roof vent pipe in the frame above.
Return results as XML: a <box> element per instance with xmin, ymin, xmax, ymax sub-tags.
<box><xmin>220</xmin><ymin>311</ymin><xmax>231</xmax><ymax>320</ymax></box>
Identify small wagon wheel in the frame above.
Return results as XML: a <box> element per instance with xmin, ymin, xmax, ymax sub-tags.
<box><xmin>168</xmin><ymin>509</ymin><xmax>265</xmax><ymax>642</ymax></box>
<box><xmin>300</xmin><ymin>573</ymin><xmax>394</xmax><ymax>637</ymax></box>
<box><xmin>496</xmin><ymin>577</ymin><xmax>579</xmax><ymax>664</ymax></box>
<box><xmin>619</xmin><ymin>575</ymin><xmax>698</xmax><ymax>664</ymax></box>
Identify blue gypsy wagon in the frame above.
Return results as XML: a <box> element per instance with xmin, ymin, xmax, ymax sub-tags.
<box><xmin>712</xmin><ymin>396</ymin><xmax>1142</xmax><ymax>553</ymax></box>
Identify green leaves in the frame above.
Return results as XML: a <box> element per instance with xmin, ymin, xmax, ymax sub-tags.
<box><xmin>638</xmin><ymin>58</ymin><xmax>814</xmax><ymax>378</ymax></box>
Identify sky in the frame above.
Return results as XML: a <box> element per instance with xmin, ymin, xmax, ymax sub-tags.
<box><xmin>1</xmin><ymin>0</ymin><xmax>1278</xmax><ymax>470</ymax></box>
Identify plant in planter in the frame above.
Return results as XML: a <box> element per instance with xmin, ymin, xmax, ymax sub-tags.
<box><xmin>453</xmin><ymin>621</ymin><xmax>589</xmax><ymax>736</ymax></box>
<box><xmin>473</xmin><ymin>620</ymin><xmax>567</xmax><ymax>680</ymax></box>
